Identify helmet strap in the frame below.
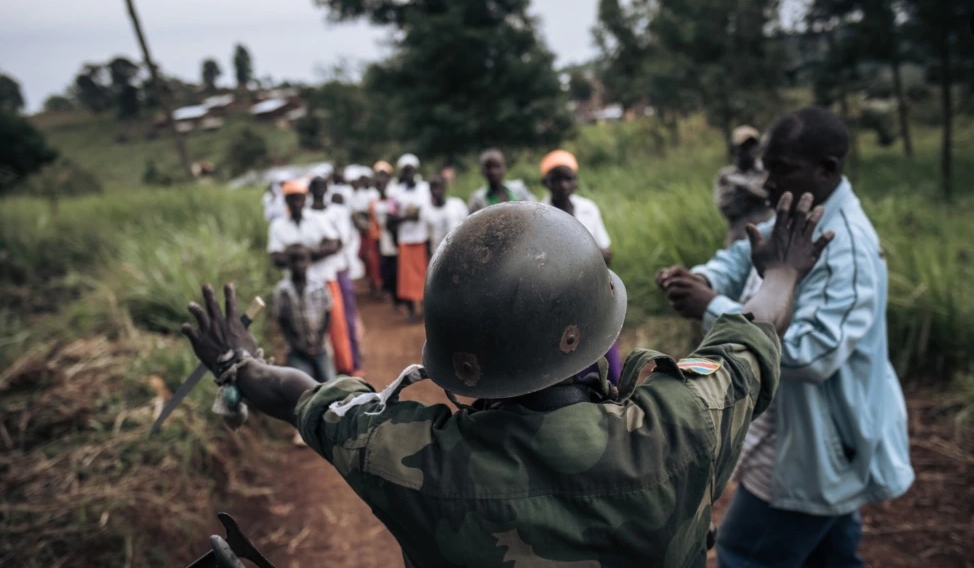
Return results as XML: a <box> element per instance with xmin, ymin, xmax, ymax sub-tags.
<box><xmin>445</xmin><ymin>390</ymin><xmax>477</xmax><ymax>413</ymax></box>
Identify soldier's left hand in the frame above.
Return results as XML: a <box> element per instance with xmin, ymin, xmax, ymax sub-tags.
<box><xmin>663</xmin><ymin>275</ymin><xmax>717</xmax><ymax>321</ymax></box>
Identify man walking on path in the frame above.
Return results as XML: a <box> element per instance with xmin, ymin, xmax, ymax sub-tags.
<box><xmin>182</xmin><ymin>185</ymin><xmax>831</xmax><ymax>566</ymax></box>
<box><xmin>467</xmin><ymin>148</ymin><xmax>536</xmax><ymax>214</ymax></box>
<box><xmin>714</xmin><ymin>125</ymin><xmax>773</xmax><ymax>248</ymax></box>
<box><xmin>659</xmin><ymin>107</ymin><xmax>914</xmax><ymax>568</ymax></box>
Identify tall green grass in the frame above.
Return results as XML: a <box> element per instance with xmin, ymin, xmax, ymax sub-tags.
<box><xmin>3</xmin><ymin>118</ymin><xmax>973</xmax><ymax>383</ymax></box>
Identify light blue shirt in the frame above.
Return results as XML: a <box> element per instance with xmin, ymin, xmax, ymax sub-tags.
<box><xmin>692</xmin><ymin>177</ymin><xmax>914</xmax><ymax>515</ymax></box>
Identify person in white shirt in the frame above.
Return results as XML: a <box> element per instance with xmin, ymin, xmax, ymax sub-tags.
<box><xmin>267</xmin><ymin>179</ymin><xmax>342</xmax><ymax>283</ymax></box>
<box><xmin>387</xmin><ymin>153</ymin><xmax>431</xmax><ymax>322</ymax></box>
<box><xmin>423</xmin><ymin>173</ymin><xmax>469</xmax><ymax>254</ymax></box>
<box><xmin>368</xmin><ymin>163</ymin><xmax>405</xmax><ymax>308</ymax></box>
<box><xmin>539</xmin><ymin>149</ymin><xmax>621</xmax><ymax>384</ymax></box>
<box><xmin>326</xmin><ymin>165</ymin><xmax>355</xmax><ymax>206</ymax></box>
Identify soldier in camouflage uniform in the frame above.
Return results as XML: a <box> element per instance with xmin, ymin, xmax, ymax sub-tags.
<box><xmin>180</xmin><ymin>194</ymin><xmax>832</xmax><ymax>567</ymax></box>
<box><xmin>714</xmin><ymin>126</ymin><xmax>773</xmax><ymax>248</ymax></box>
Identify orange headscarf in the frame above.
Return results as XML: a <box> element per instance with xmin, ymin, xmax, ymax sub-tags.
<box><xmin>281</xmin><ymin>179</ymin><xmax>307</xmax><ymax>195</ymax></box>
<box><xmin>540</xmin><ymin>150</ymin><xmax>579</xmax><ymax>178</ymax></box>
<box><xmin>373</xmin><ymin>161</ymin><xmax>394</xmax><ymax>175</ymax></box>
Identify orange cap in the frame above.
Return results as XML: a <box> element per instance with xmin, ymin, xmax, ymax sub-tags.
<box><xmin>373</xmin><ymin>160</ymin><xmax>394</xmax><ymax>175</ymax></box>
<box><xmin>281</xmin><ymin>179</ymin><xmax>308</xmax><ymax>195</ymax></box>
<box><xmin>540</xmin><ymin>150</ymin><xmax>579</xmax><ymax>178</ymax></box>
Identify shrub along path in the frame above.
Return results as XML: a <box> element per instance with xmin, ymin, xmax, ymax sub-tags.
<box><xmin>220</xmin><ymin>289</ymin><xmax>974</xmax><ymax>568</ymax></box>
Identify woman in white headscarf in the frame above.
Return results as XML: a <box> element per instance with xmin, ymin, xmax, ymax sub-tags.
<box><xmin>386</xmin><ymin>154</ymin><xmax>431</xmax><ymax>322</ymax></box>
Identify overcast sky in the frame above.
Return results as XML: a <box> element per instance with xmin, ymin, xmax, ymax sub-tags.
<box><xmin>1</xmin><ymin>0</ymin><xmax>806</xmax><ymax>113</ymax></box>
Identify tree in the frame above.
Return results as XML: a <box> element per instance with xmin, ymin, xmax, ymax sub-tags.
<box><xmin>300</xmin><ymin>80</ymin><xmax>389</xmax><ymax>161</ymax></box>
<box><xmin>567</xmin><ymin>71</ymin><xmax>594</xmax><ymax>102</ymax></box>
<box><xmin>0</xmin><ymin>74</ymin><xmax>25</xmax><ymax>114</ymax></box>
<box><xmin>652</xmin><ymin>0</ymin><xmax>785</xmax><ymax>151</ymax></box>
<box><xmin>902</xmin><ymin>0</ymin><xmax>968</xmax><ymax>199</ymax></box>
<box><xmin>594</xmin><ymin>0</ymin><xmax>783</xmax><ymax>149</ymax></box>
<box><xmin>124</xmin><ymin>0</ymin><xmax>193</xmax><ymax>178</ymax></box>
<box><xmin>0</xmin><ymin>111</ymin><xmax>59</xmax><ymax>192</ymax></box>
<box><xmin>72</xmin><ymin>64</ymin><xmax>113</xmax><ymax>113</ymax></box>
<box><xmin>314</xmin><ymin>0</ymin><xmax>573</xmax><ymax>160</ymax></box>
<box><xmin>43</xmin><ymin>95</ymin><xmax>75</xmax><ymax>113</ymax></box>
<box><xmin>807</xmin><ymin>0</ymin><xmax>913</xmax><ymax>157</ymax></box>
<box><xmin>108</xmin><ymin>56</ymin><xmax>141</xmax><ymax>119</ymax></box>
<box><xmin>225</xmin><ymin>127</ymin><xmax>269</xmax><ymax>176</ymax></box>
<box><xmin>201</xmin><ymin>58</ymin><xmax>222</xmax><ymax>92</ymax></box>
<box><xmin>233</xmin><ymin>44</ymin><xmax>253</xmax><ymax>89</ymax></box>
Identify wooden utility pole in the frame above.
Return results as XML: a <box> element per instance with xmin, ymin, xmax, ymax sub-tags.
<box><xmin>124</xmin><ymin>0</ymin><xmax>194</xmax><ymax>179</ymax></box>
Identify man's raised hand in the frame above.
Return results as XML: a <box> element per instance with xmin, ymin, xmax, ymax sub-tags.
<box><xmin>746</xmin><ymin>192</ymin><xmax>834</xmax><ymax>280</ymax></box>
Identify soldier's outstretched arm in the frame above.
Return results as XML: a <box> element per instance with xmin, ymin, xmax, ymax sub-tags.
<box><xmin>180</xmin><ymin>283</ymin><xmax>360</xmax><ymax>426</ymax></box>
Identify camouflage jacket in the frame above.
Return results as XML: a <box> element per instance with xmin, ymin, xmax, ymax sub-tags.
<box><xmin>296</xmin><ymin>314</ymin><xmax>780</xmax><ymax>568</ymax></box>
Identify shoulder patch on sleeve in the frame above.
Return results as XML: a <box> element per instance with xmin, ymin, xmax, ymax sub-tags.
<box><xmin>677</xmin><ymin>357</ymin><xmax>722</xmax><ymax>376</ymax></box>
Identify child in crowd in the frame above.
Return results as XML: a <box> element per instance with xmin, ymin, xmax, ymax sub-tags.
<box><xmin>467</xmin><ymin>148</ymin><xmax>535</xmax><ymax>214</ymax></box>
<box><xmin>423</xmin><ymin>173</ymin><xmax>469</xmax><ymax>254</ymax></box>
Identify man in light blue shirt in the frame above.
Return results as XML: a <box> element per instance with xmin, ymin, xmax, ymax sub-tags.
<box><xmin>658</xmin><ymin>107</ymin><xmax>914</xmax><ymax>567</ymax></box>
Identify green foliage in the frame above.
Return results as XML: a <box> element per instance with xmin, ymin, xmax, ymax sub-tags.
<box><xmin>142</xmin><ymin>159</ymin><xmax>173</xmax><ymax>186</ymax></box>
<box><xmin>294</xmin><ymin>114</ymin><xmax>323</xmax><ymax>150</ymax></box>
<box><xmin>233</xmin><ymin>44</ymin><xmax>254</xmax><ymax>89</ymax></box>
<box><xmin>201</xmin><ymin>58</ymin><xmax>222</xmax><ymax>92</ymax></box>
<box><xmin>42</xmin><ymin>95</ymin><xmax>75</xmax><ymax>113</ymax></box>
<box><xmin>595</xmin><ymin>0</ymin><xmax>785</xmax><ymax>142</ymax></box>
<box><xmin>0</xmin><ymin>73</ymin><xmax>25</xmax><ymax>113</ymax></box>
<box><xmin>224</xmin><ymin>127</ymin><xmax>270</xmax><ymax>177</ymax></box>
<box><xmin>71</xmin><ymin>63</ymin><xmax>113</xmax><ymax>114</ymax></box>
<box><xmin>568</xmin><ymin>71</ymin><xmax>595</xmax><ymax>102</ymax></box>
<box><xmin>300</xmin><ymin>80</ymin><xmax>383</xmax><ymax>161</ymax></box>
<box><xmin>0</xmin><ymin>111</ymin><xmax>59</xmax><ymax>191</ymax></box>
<box><xmin>23</xmin><ymin>158</ymin><xmax>103</xmax><ymax>206</ymax></box>
<box><xmin>318</xmin><ymin>0</ymin><xmax>573</xmax><ymax>160</ymax></box>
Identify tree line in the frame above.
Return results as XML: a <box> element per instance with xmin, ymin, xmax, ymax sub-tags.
<box><xmin>591</xmin><ymin>0</ymin><xmax>971</xmax><ymax>197</ymax></box>
<box><xmin>2</xmin><ymin>0</ymin><xmax>970</xmax><ymax>197</ymax></box>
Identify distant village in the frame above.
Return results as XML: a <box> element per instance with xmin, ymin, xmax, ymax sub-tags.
<box><xmin>163</xmin><ymin>87</ymin><xmax>308</xmax><ymax>134</ymax></box>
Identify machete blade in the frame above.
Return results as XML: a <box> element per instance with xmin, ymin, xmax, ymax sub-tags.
<box><xmin>148</xmin><ymin>297</ymin><xmax>264</xmax><ymax>437</ymax></box>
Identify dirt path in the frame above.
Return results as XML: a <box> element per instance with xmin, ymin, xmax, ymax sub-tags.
<box><xmin>229</xmin><ymin>290</ymin><xmax>974</xmax><ymax>568</ymax></box>
<box><xmin>238</xmin><ymin>292</ymin><xmax>428</xmax><ymax>568</ymax></box>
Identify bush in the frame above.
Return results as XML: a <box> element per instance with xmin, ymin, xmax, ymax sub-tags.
<box><xmin>224</xmin><ymin>127</ymin><xmax>270</xmax><ymax>177</ymax></box>
<box><xmin>294</xmin><ymin>114</ymin><xmax>323</xmax><ymax>150</ymax></box>
<box><xmin>142</xmin><ymin>159</ymin><xmax>173</xmax><ymax>186</ymax></box>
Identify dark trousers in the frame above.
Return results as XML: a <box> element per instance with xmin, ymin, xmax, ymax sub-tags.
<box><xmin>285</xmin><ymin>351</ymin><xmax>334</xmax><ymax>384</ymax></box>
<box><xmin>717</xmin><ymin>484</ymin><xmax>864</xmax><ymax>568</ymax></box>
<box><xmin>380</xmin><ymin>255</ymin><xmax>407</xmax><ymax>307</ymax></box>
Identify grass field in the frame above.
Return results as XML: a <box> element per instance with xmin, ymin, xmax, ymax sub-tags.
<box><xmin>1</xmin><ymin>108</ymin><xmax>972</xmax><ymax>566</ymax></box>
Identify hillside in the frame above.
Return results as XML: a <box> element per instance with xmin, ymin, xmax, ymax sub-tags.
<box><xmin>2</xmin><ymin>109</ymin><xmax>973</xmax><ymax>567</ymax></box>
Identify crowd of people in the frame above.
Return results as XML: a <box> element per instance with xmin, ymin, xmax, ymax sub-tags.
<box><xmin>195</xmin><ymin>106</ymin><xmax>917</xmax><ymax>564</ymax></box>
<box><xmin>261</xmin><ymin>148</ymin><xmax>619</xmax><ymax>443</ymax></box>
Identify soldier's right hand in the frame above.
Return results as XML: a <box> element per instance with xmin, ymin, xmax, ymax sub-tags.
<box><xmin>746</xmin><ymin>192</ymin><xmax>834</xmax><ymax>280</ymax></box>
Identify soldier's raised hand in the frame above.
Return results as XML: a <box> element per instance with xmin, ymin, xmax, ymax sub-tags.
<box><xmin>181</xmin><ymin>284</ymin><xmax>259</xmax><ymax>374</ymax></box>
<box><xmin>746</xmin><ymin>192</ymin><xmax>834</xmax><ymax>280</ymax></box>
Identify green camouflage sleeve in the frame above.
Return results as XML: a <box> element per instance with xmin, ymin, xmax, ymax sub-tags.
<box><xmin>294</xmin><ymin>374</ymin><xmax>453</xmax><ymax>493</ymax></box>
<box><xmin>683</xmin><ymin>313</ymin><xmax>781</xmax><ymax>494</ymax></box>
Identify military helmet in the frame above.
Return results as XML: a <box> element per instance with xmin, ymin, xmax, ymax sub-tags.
<box><xmin>422</xmin><ymin>201</ymin><xmax>627</xmax><ymax>399</ymax></box>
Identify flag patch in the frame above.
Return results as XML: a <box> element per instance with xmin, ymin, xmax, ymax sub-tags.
<box><xmin>677</xmin><ymin>358</ymin><xmax>721</xmax><ymax>376</ymax></box>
